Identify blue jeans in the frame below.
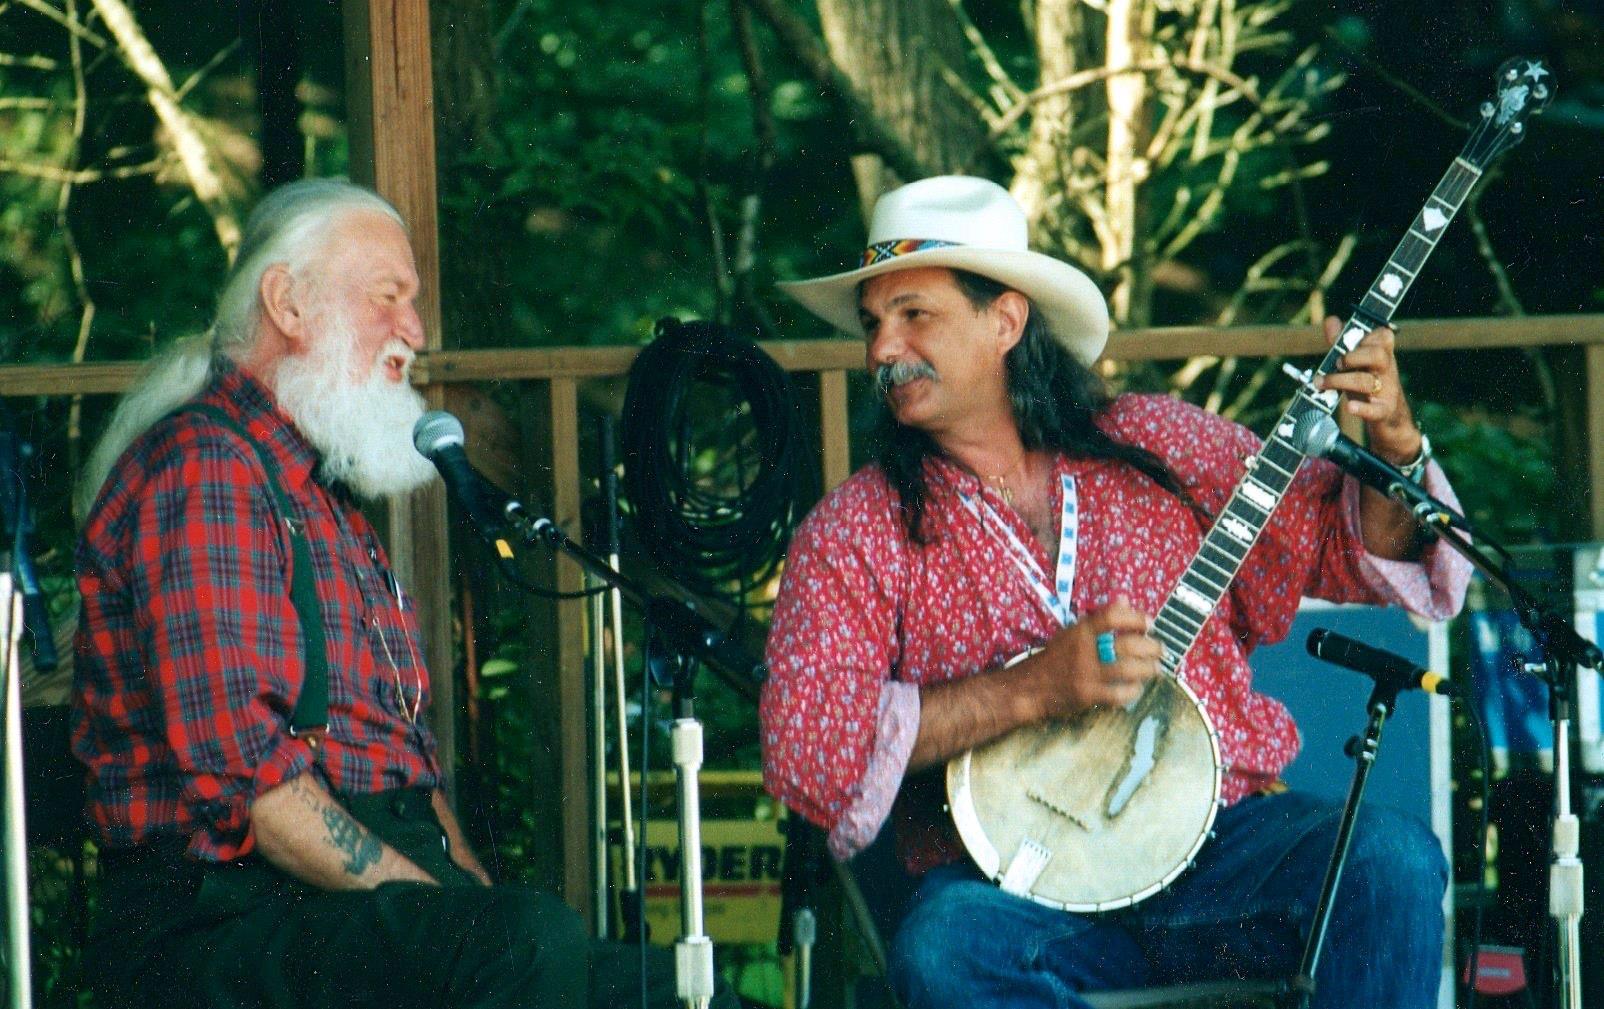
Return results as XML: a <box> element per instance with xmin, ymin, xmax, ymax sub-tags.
<box><xmin>889</xmin><ymin>791</ymin><xmax>1447</xmax><ymax>1009</ymax></box>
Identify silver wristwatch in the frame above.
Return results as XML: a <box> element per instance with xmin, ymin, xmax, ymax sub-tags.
<box><xmin>1396</xmin><ymin>433</ymin><xmax>1432</xmax><ymax>483</ymax></box>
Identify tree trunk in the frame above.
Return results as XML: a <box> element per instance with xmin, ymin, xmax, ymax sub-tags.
<box><xmin>814</xmin><ymin>0</ymin><xmax>988</xmax><ymax>217</ymax></box>
<box><xmin>1011</xmin><ymin>0</ymin><xmax>1083</xmax><ymax>240</ymax></box>
<box><xmin>1102</xmin><ymin>0</ymin><xmax>1154</xmax><ymax>326</ymax></box>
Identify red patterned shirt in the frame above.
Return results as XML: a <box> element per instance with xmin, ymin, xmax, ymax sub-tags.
<box><xmin>72</xmin><ymin>359</ymin><xmax>440</xmax><ymax>862</ymax></box>
<box><xmin>760</xmin><ymin>394</ymin><xmax>1468</xmax><ymax>876</ymax></box>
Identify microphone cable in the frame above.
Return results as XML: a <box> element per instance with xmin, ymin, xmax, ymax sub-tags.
<box><xmin>621</xmin><ymin>317</ymin><xmax>806</xmax><ymax>606</ymax></box>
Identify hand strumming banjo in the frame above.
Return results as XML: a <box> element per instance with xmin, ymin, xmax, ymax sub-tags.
<box><xmin>946</xmin><ymin>58</ymin><xmax>1553</xmax><ymax>912</ymax></box>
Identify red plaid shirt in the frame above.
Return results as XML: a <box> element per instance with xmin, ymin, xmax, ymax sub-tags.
<box><xmin>761</xmin><ymin>394</ymin><xmax>1468</xmax><ymax>876</ymax></box>
<box><xmin>72</xmin><ymin>359</ymin><xmax>440</xmax><ymax>862</ymax></box>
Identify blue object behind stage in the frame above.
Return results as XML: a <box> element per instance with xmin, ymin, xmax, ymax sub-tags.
<box><xmin>1249</xmin><ymin>604</ymin><xmax>1437</xmax><ymax>816</ymax></box>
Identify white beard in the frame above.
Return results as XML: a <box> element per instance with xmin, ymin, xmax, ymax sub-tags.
<box><xmin>271</xmin><ymin>314</ymin><xmax>437</xmax><ymax>500</ymax></box>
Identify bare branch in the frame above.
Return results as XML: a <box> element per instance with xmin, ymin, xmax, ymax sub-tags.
<box><xmin>60</xmin><ymin>0</ymin><xmax>98</xmax><ymax>487</ymax></box>
<box><xmin>1463</xmin><ymin>181</ymin><xmax>1524</xmax><ymax>317</ymax></box>
<box><xmin>0</xmin><ymin>97</ymin><xmax>58</xmax><ymax>110</ymax></box>
<box><xmin>90</xmin><ymin>0</ymin><xmax>241</xmax><ymax>255</ymax></box>
<box><xmin>938</xmin><ymin>61</ymin><xmax>1004</xmax><ymax>131</ymax></box>
<box><xmin>729</xmin><ymin>0</ymin><xmax>776</xmax><ymax>317</ymax></box>
<box><xmin>0</xmin><ymin>156</ymin><xmax>164</xmax><ymax>182</ymax></box>
<box><xmin>944</xmin><ymin>0</ymin><xmax>1024</xmax><ymax>102</ymax></box>
<box><xmin>0</xmin><ymin>53</ymin><xmax>62</xmax><ymax>70</ymax></box>
<box><xmin>988</xmin><ymin>55</ymin><xmax>1265</xmax><ymax>144</ymax></box>
<box><xmin>1321</xmin><ymin>26</ymin><xmax>1466</xmax><ymax>131</ymax></box>
<box><xmin>742</xmin><ymin>0</ymin><xmax>937</xmax><ymax>182</ymax></box>
<box><xmin>173</xmin><ymin>38</ymin><xmax>241</xmax><ymax>103</ymax></box>
<box><xmin>14</xmin><ymin>0</ymin><xmax>108</xmax><ymax>49</ymax></box>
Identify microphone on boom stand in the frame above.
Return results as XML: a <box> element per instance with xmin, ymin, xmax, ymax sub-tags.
<box><xmin>1289</xmin><ymin>412</ymin><xmax>1465</xmax><ymax>530</ymax></box>
<box><xmin>412</xmin><ymin>411</ymin><xmax>522</xmax><ymax>555</ymax></box>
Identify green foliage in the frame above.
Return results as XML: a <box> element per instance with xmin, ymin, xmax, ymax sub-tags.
<box><xmin>437</xmin><ymin>0</ymin><xmax>856</xmax><ymax>348</ymax></box>
<box><xmin>1413</xmin><ymin>399</ymin><xmax>1556</xmax><ymax>545</ymax></box>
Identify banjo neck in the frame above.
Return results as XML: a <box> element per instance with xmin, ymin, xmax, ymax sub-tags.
<box><xmin>1151</xmin><ymin>58</ymin><xmax>1552</xmax><ymax>678</ymax></box>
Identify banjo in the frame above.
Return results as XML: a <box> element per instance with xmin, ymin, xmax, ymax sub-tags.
<box><xmin>946</xmin><ymin>57</ymin><xmax>1553</xmax><ymax>912</ymax></box>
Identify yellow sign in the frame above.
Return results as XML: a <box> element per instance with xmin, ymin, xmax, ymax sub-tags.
<box><xmin>613</xmin><ymin>817</ymin><xmax>785</xmax><ymax>945</ymax></box>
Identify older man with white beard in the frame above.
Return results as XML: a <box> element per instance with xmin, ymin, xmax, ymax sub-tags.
<box><xmin>70</xmin><ymin>180</ymin><xmax>725</xmax><ymax>1009</ymax></box>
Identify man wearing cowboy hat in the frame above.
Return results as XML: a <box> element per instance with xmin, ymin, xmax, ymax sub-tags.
<box><xmin>759</xmin><ymin>175</ymin><xmax>1469</xmax><ymax>1007</ymax></box>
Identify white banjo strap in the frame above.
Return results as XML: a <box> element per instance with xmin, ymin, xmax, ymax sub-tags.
<box><xmin>958</xmin><ymin>473</ymin><xmax>1079</xmax><ymax>628</ymax></box>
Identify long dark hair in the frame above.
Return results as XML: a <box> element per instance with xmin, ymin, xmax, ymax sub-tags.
<box><xmin>873</xmin><ymin>269</ymin><xmax>1204</xmax><ymax>543</ymax></box>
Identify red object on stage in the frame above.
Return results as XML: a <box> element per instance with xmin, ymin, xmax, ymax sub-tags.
<box><xmin>1463</xmin><ymin>946</ymin><xmax>1528</xmax><ymax>996</ymax></box>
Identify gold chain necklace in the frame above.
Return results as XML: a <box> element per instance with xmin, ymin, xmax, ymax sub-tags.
<box><xmin>984</xmin><ymin>454</ymin><xmax>1030</xmax><ymax>506</ymax></box>
<box><xmin>985</xmin><ymin>472</ymin><xmax>1015</xmax><ymax>505</ymax></box>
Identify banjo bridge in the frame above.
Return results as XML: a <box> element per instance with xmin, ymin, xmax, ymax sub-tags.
<box><xmin>1026</xmin><ymin>787</ymin><xmax>1090</xmax><ymax>830</ymax></box>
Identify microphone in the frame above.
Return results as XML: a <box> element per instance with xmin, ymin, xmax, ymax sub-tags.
<box><xmin>1290</xmin><ymin>413</ymin><xmax>1462</xmax><ymax>528</ymax></box>
<box><xmin>412</xmin><ymin>411</ymin><xmax>521</xmax><ymax>549</ymax></box>
<box><xmin>1306</xmin><ymin>628</ymin><xmax>1458</xmax><ymax>697</ymax></box>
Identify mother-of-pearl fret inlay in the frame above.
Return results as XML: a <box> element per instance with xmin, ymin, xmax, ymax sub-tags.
<box><xmin>1171</xmin><ymin>583</ymin><xmax>1213</xmax><ymax>616</ymax></box>
<box><xmin>1219</xmin><ymin>515</ymin><xmax>1255</xmax><ymax>543</ymax></box>
<box><xmin>1239</xmin><ymin>481</ymin><xmax>1279</xmax><ymax>511</ymax></box>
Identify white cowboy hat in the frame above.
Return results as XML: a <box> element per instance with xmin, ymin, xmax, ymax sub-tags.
<box><xmin>778</xmin><ymin>175</ymin><xmax>1110</xmax><ymax>364</ymax></box>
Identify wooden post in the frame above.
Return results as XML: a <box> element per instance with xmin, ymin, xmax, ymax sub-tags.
<box><xmin>520</xmin><ymin>378</ymin><xmax>593</xmax><ymax>913</ymax></box>
<box><xmin>1589</xmin><ymin>345</ymin><xmax>1604</xmax><ymax>540</ymax></box>
<box><xmin>819</xmin><ymin>369</ymin><xmax>852</xmax><ymax>491</ymax></box>
<box><xmin>343</xmin><ymin>0</ymin><xmax>456</xmax><ymax>795</ymax></box>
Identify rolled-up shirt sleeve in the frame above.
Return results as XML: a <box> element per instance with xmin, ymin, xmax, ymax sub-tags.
<box><xmin>131</xmin><ymin>436</ymin><xmax>315</xmax><ymax>860</ymax></box>
<box><xmin>826</xmin><ymin>681</ymin><xmax>919</xmax><ymax>860</ymax></box>
<box><xmin>1336</xmin><ymin>460</ymin><xmax>1471</xmax><ymax>620</ymax></box>
<box><xmin>761</xmin><ymin>478</ymin><xmax>913</xmax><ymax>859</ymax></box>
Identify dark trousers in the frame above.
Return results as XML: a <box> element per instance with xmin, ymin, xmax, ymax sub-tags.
<box><xmin>88</xmin><ymin>787</ymin><xmax>727</xmax><ymax>1009</ymax></box>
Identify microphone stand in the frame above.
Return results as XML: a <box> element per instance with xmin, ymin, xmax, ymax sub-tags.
<box><xmin>504</xmin><ymin>506</ymin><xmax>765</xmax><ymax>1009</ymax></box>
<box><xmin>2</xmin><ymin>418</ymin><xmax>37</xmax><ymax>1009</ymax></box>
<box><xmin>1404</xmin><ymin>500</ymin><xmax>1596</xmax><ymax>1009</ymax></box>
<box><xmin>1279</xmin><ymin>668</ymin><xmax>1404</xmax><ymax>1008</ymax></box>
<box><xmin>2</xmin><ymin>563</ymin><xmax>32</xmax><ymax>1009</ymax></box>
<box><xmin>600</xmin><ymin>417</ymin><xmax>644</xmax><ymax>943</ymax></box>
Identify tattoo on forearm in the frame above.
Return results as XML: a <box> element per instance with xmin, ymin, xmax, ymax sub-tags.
<box><xmin>322</xmin><ymin>807</ymin><xmax>382</xmax><ymax>876</ymax></box>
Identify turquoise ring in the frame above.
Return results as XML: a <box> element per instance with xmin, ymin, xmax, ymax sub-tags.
<box><xmin>1096</xmin><ymin>631</ymin><xmax>1118</xmax><ymax>664</ymax></box>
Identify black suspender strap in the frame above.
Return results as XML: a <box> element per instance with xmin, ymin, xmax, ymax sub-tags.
<box><xmin>170</xmin><ymin>403</ymin><xmax>330</xmax><ymax>751</ymax></box>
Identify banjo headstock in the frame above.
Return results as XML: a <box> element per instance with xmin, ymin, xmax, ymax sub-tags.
<box><xmin>1465</xmin><ymin>57</ymin><xmax>1555</xmax><ymax>169</ymax></box>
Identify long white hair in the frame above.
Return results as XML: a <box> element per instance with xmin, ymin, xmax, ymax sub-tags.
<box><xmin>76</xmin><ymin>180</ymin><xmax>404</xmax><ymax>519</ymax></box>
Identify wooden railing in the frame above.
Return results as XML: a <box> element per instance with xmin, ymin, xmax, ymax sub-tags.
<box><xmin>9</xmin><ymin>311</ymin><xmax>1604</xmax><ymax>915</ymax></box>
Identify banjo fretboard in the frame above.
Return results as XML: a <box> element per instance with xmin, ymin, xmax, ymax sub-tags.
<box><xmin>1151</xmin><ymin>159</ymin><xmax>1492</xmax><ymax>675</ymax></box>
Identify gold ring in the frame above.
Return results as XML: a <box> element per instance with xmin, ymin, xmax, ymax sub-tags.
<box><xmin>1370</xmin><ymin>374</ymin><xmax>1383</xmax><ymax>396</ymax></box>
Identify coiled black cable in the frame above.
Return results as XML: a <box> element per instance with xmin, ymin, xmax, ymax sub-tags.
<box><xmin>621</xmin><ymin>317</ymin><xmax>804</xmax><ymax>603</ymax></box>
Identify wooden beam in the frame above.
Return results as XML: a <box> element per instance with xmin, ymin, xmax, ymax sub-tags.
<box><xmin>12</xmin><ymin>315</ymin><xmax>1604</xmax><ymax>397</ymax></box>
<box><xmin>342</xmin><ymin>0</ymin><xmax>456</xmax><ymax>796</ymax></box>
<box><xmin>1109</xmin><ymin>314</ymin><xmax>1604</xmax><ymax>361</ymax></box>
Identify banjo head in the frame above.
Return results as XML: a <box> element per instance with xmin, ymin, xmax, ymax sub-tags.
<box><xmin>947</xmin><ymin>675</ymin><xmax>1222</xmax><ymax>912</ymax></box>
